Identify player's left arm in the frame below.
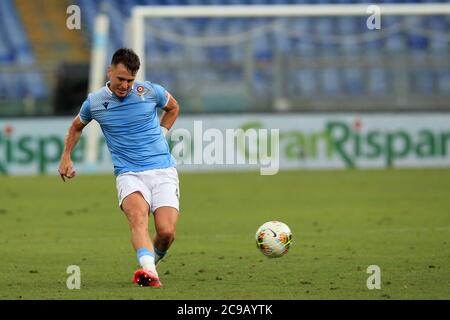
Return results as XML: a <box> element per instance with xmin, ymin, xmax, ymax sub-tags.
<box><xmin>160</xmin><ymin>92</ymin><xmax>180</xmax><ymax>133</ymax></box>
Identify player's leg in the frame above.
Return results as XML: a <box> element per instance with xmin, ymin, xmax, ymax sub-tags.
<box><xmin>153</xmin><ymin>206</ymin><xmax>179</xmax><ymax>264</ymax></box>
<box><xmin>121</xmin><ymin>191</ymin><xmax>153</xmax><ymax>253</ymax></box>
<box><xmin>148</xmin><ymin>167</ymin><xmax>180</xmax><ymax>264</ymax></box>
<box><xmin>120</xmin><ymin>190</ymin><xmax>161</xmax><ymax>287</ymax></box>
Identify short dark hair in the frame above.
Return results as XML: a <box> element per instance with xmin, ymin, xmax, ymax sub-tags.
<box><xmin>111</xmin><ymin>48</ymin><xmax>140</xmax><ymax>75</ymax></box>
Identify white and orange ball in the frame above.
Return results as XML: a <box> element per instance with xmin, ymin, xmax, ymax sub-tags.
<box><xmin>255</xmin><ymin>221</ymin><xmax>292</xmax><ymax>258</ymax></box>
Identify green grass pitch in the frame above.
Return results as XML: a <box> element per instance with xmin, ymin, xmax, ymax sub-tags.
<box><xmin>0</xmin><ymin>169</ymin><xmax>449</xmax><ymax>299</ymax></box>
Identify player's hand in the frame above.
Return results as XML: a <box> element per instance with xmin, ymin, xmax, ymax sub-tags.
<box><xmin>58</xmin><ymin>158</ymin><xmax>76</xmax><ymax>182</ymax></box>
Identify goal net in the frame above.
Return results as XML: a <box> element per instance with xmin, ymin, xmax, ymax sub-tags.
<box><xmin>84</xmin><ymin>3</ymin><xmax>450</xmax><ymax>171</ymax></box>
<box><xmin>128</xmin><ymin>3</ymin><xmax>450</xmax><ymax>113</ymax></box>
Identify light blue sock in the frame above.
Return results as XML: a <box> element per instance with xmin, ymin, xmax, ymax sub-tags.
<box><xmin>136</xmin><ymin>247</ymin><xmax>155</xmax><ymax>271</ymax></box>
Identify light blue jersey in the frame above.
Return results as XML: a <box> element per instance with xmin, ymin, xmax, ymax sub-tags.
<box><xmin>79</xmin><ymin>80</ymin><xmax>176</xmax><ymax>176</ymax></box>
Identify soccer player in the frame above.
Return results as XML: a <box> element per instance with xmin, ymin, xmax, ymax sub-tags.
<box><xmin>58</xmin><ymin>48</ymin><xmax>180</xmax><ymax>287</ymax></box>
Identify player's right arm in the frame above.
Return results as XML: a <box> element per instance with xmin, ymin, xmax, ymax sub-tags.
<box><xmin>58</xmin><ymin>114</ymin><xmax>87</xmax><ymax>182</ymax></box>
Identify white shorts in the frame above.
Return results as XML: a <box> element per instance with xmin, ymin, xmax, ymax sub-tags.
<box><xmin>116</xmin><ymin>167</ymin><xmax>180</xmax><ymax>213</ymax></box>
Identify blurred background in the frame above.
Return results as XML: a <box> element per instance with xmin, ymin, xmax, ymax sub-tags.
<box><xmin>0</xmin><ymin>0</ymin><xmax>449</xmax><ymax>175</ymax></box>
<box><xmin>0</xmin><ymin>0</ymin><xmax>449</xmax><ymax>116</ymax></box>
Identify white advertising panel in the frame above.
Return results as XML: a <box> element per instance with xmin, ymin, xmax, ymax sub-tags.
<box><xmin>1</xmin><ymin>113</ymin><xmax>449</xmax><ymax>175</ymax></box>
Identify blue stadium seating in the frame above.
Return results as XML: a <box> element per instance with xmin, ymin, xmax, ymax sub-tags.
<box><xmin>344</xmin><ymin>68</ymin><xmax>364</xmax><ymax>96</ymax></box>
<box><xmin>321</xmin><ymin>68</ymin><xmax>341</xmax><ymax>96</ymax></box>
<box><xmin>0</xmin><ymin>0</ymin><xmax>48</xmax><ymax>98</ymax></box>
<box><xmin>1</xmin><ymin>0</ymin><xmax>448</xmax><ymax>101</ymax></box>
<box><xmin>368</xmin><ymin>67</ymin><xmax>389</xmax><ymax>96</ymax></box>
<box><xmin>437</xmin><ymin>69</ymin><xmax>450</xmax><ymax>94</ymax></box>
<box><xmin>290</xmin><ymin>68</ymin><xmax>317</xmax><ymax>97</ymax></box>
<box><xmin>73</xmin><ymin>0</ymin><xmax>446</xmax><ymax>99</ymax></box>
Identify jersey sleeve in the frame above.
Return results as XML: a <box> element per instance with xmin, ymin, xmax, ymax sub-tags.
<box><xmin>148</xmin><ymin>82</ymin><xmax>169</xmax><ymax>109</ymax></box>
<box><xmin>79</xmin><ymin>99</ymin><xmax>92</xmax><ymax>124</ymax></box>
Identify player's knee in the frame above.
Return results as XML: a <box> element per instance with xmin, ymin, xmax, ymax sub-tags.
<box><xmin>126</xmin><ymin>209</ymin><xmax>148</xmax><ymax>230</ymax></box>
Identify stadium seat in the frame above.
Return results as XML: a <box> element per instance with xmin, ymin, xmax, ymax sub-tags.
<box><xmin>406</xmin><ymin>16</ymin><xmax>429</xmax><ymax>51</ymax></box>
<box><xmin>0</xmin><ymin>30</ymin><xmax>13</xmax><ymax>64</ymax></box>
<box><xmin>3</xmin><ymin>0</ymin><xmax>449</xmax><ymax>104</ymax></box>
<box><xmin>292</xmin><ymin>69</ymin><xmax>317</xmax><ymax>97</ymax></box>
<box><xmin>437</xmin><ymin>69</ymin><xmax>450</xmax><ymax>94</ymax></box>
<box><xmin>367</xmin><ymin>68</ymin><xmax>388</xmax><ymax>96</ymax></box>
<box><xmin>0</xmin><ymin>0</ymin><xmax>48</xmax><ymax>98</ymax></box>
<box><xmin>321</xmin><ymin>68</ymin><xmax>340</xmax><ymax>96</ymax></box>
<box><xmin>228</xmin><ymin>19</ymin><xmax>246</xmax><ymax>64</ymax></box>
<box><xmin>428</xmin><ymin>16</ymin><xmax>448</xmax><ymax>56</ymax></box>
<box><xmin>272</xmin><ymin>19</ymin><xmax>290</xmax><ymax>53</ymax></box>
<box><xmin>0</xmin><ymin>73</ymin><xmax>7</xmax><ymax>96</ymax></box>
<box><xmin>413</xmin><ymin>69</ymin><xmax>435</xmax><ymax>95</ymax></box>
<box><xmin>343</xmin><ymin>68</ymin><xmax>364</xmax><ymax>96</ymax></box>
<box><xmin>23</xmin><ymin>72</ymin><xmax>48</xmax><ymax>98</ymax></box>
<box><xmin>253</xmin><ymin>70</ymin><xmax>272</xmax><ymax>98</ymax></box>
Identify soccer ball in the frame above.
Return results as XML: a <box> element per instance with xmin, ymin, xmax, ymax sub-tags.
<box><xmin>255</xmin><ymin>221</ymin><xmax>292</xmax><ymax>258</ymax></box>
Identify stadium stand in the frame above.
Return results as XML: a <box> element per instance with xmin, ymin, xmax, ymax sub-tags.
<box><xmin>0</xmin><ymin>0</ymin><xmax>449</xmax><ymax>113</ymax></box>
<box><xmin>75</xmin><ymin>0</ymin><xmax>449</xmax><ymax>112</ymax></box>
<box><xmin>0</xmin><ymin>0</ymin><xmax>48</xmax><ymax>99</ymax></box>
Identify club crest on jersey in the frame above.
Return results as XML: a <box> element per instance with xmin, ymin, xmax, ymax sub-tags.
<box><xmin>136</xmin><ymin>86</ymin><xmax>145</xmax><ymax>96</ymax></box>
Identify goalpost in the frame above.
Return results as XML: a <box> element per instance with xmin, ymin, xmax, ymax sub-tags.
<box><xmin>85</xmin><ymin>3</ymin><xmax>450</xmax><ymax>172</ymax></box>
<box><xmin>125</xmin><ymin>2</ymin><xmax>450</xmax><ymax>114</ymax></box>
<box><xmin>85</xmin><ymin>9</ymin><xmax>109</xmax><ymax>170</ymax></box>
<box><xmin>129</xmin><ymin>3</ymin><xmax>450</xmax><ymax>81</ymax></box>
